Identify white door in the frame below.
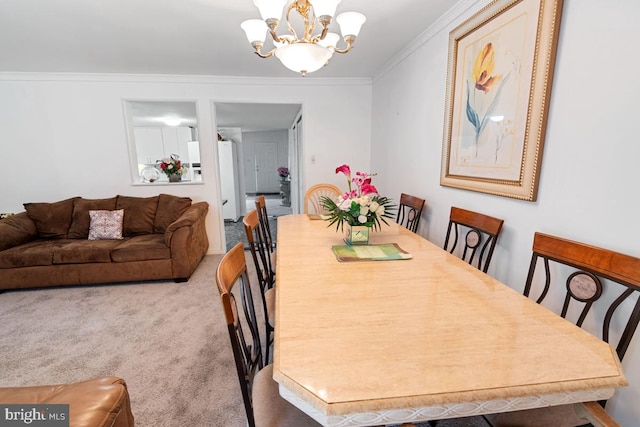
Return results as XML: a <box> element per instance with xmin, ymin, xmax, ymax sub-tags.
<box><xmin>255</xmin><ymin>142</ymin><xmax>279</xmax><ymax>193</ymax></box>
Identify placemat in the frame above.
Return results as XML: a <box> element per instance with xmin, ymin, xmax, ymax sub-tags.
<box><xmin>331</xmin><ymin>243</ymin><xmax>412</xmax><ymax>262</ymax></box>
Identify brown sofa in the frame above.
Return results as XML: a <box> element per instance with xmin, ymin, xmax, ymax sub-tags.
<box><xmin>0</xmin><ymin>194</ymin><xmax>209</xmax><ymax>290</ymax></box>
<box><xmin>0</xmin><ymin>377</ymin><xmax>135</xmax><ymax>427</ymax></box>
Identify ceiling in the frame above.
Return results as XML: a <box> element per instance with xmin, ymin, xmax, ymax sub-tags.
<box><xmin>129</xmin><ymin>101</ymin><xmax>198</xmax><ymax>127</ymax></box>
<box><xmin>1</xmin><ymin>0</ymin><xmax>457</xmax><ymax>79</ymax></box>
<box><xmin>2</xmin><ymin>0</ymin><xmax>458</xmax><ymax>132</ymax></box>
<box><xmin>215</xmin><ymin>102</ymin><xmax>302</xmax><ymax>131</ymax></box>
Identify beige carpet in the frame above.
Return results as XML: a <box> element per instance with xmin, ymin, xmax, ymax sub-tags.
<box><xmin>0</xmin><ymin>253</ymin><xmax>489</xmax><ymax>427</ymax></box>
<box><xmin>0</xmin><ymin>254</ymin><xmax>247</xmax><ymax>426</ymax></box>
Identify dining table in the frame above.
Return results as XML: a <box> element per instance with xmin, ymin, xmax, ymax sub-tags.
<box><xmin>272</xmin><ymin>214</ymin><xmax>627</xmax><ymax>427</ymax></box>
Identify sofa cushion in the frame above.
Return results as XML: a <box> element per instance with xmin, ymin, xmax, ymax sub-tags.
<box><xmin>52</xmin><ymin>239</ymin><xmax>122</xmax><ymax>264</ymax></box>
<box><xmin>23</xmin><ymin>197</ymin><xmax>79</xmax><ymax>239</ymax></box>
<box><xmin>111</xmin><ymin>234</ymin><xmax>171</xmax><ymax>262</ymax></box>
<box><xmin>68</xmin><ymin>197</ymin><xmax>118</xmax><ymax>239</ymax></box>
<box><xmin>88</xmin><ymin>209</ymin><xmax>124</xmax><ymax>240</ymax></box>
<box><xmin>0</xmin><ymin>213</ymin><xmax>37</xmax><ymax>251</ymax></box>
<box><xmin>153</xmin><ymin>193</ymin><xmax>192</xmax><ymax>233</ymax></box>
<box><xmin>116</xmin><ymin>195</ymin><xmax>159</xmax><ymax>236</ymax></box>
<box><xmin>0</xmin><ymin>240</ymin><xmax>57</xmax><ymax>268</ymax></box>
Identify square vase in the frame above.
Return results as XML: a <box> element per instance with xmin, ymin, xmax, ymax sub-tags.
<box><xmin>344</xmin><ymin>225</ymin><xmax>370</xmax><ymax>245</ymax></box>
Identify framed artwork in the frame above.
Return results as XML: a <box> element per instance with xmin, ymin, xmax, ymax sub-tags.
<box><xmin>440</xmin><ymin>0</ymin><xmax>563</xmax><ymax>201</ymax></box>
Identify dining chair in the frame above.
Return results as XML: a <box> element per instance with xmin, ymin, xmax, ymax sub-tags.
<box><xmin>395</xmin><ymin>193</ymin><xmax>425</xmax><ymax>232</ymax></box>
<box><xmin>304</xmin><ymin>183</ymin><xmax>342</xmax><ymax>215</ymax></box>
<box><xmin>443</xmin><ymin>206</ymin><xmax>504</xmax><ymax>273</ymax></box>
<box><xmin>254</xmin><ymin>195</ymin><xmax>275</xmax><ymax>252</ymax></box>
<box><xmin>216</xmin><ymin>242</ymin><xmax>321</xmax><ymax>427</ymax></box>
<box><xmin>243</xmin><ymin>209</ymin><xmax>275</xmax><ymax>365</ymax></box>
<box><xmin>483</xmin><ymin>232</ymin><xmax>640</xmax><ymax>427</ymax></box>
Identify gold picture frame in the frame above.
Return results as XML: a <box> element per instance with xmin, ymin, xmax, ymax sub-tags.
<box><xmin>440</xmin><ymin>0</ymin><xmax>563</xmax><ymax>201</ymax></box>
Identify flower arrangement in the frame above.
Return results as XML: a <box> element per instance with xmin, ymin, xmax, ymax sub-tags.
<box><xmin>320</xmin><ymin>164</ymin><xmax>395</xmax><ymax>231</ymax></box>
<box><xmin>159</xmin><ymin>154</ymin><xmax>187</xmax><ymax>177</ymax></box>
<box><xmin>277</xmin><ymin>166</ymin><xmax>290</xmax><ymax>178</ymax></box>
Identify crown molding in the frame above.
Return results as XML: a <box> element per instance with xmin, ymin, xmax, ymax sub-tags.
<box><xmin>0</xmin><ymin>72</ymin><xmax>371</xmax><ymax>87</ymax></box>
<box><xmin>372</xmin><ymin>0</ymin><xmax>486</xmax><ymax>83</ymax></box>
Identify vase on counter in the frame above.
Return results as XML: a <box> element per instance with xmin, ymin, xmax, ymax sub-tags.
<box><xmin>141</xmin><ymin>166</ymin><xmax>160</xmax><ymax>183</ymax></box>
<box><xmin>344</xmin><ymin>224</ymin><xmax>370</xmax><ymax>246</ymax></box>
<box><xmin>169</xmin><ymin>174</ymin><xmax>181</xmax><ymax>183</ymax></box>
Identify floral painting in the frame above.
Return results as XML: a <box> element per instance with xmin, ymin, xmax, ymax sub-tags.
<box><xmin>440</xmin><ymin>0</ymin><xmax>563</xmax><ymax>201</ymax></box>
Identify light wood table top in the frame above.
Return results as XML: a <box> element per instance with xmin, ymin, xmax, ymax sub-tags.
<box><xmin>273</xmin><ymin>215</ymin><xmax>626</xmax><ymax>426</ymax></box>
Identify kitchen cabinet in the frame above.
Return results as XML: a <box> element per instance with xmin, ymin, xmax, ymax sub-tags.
<box><xmin>134</xmin><ymin>127</ymin><xmax>165</xmax><ymax>165</ymax></box>
<box><xmin>134</xmin><ymin>126</ymin><xmax>192</xmax><ymax>164</ymax></box>
<box><xmin>161</xmin><ymin>127</ymin><xmax>192</xmax><ymax>160</ymax></box>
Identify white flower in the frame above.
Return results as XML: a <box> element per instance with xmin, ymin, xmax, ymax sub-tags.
<box><xmin>358</xmin><ymin>215</ymin><xmax>367</xmax><ymax>223</ymax></box>
<box><xmin>376</xmin><ymin>205</ymin><xmax>385</xmax><ymax>215</ymax></box>
<box><xmin>167</xmin><ymin>164</ymin><xmax>174</xmax><ymax>170</ymax></box>
<box><xmin>338</xmin><ymin>198</ymin><xmax>352</xmax><ymax>211</ymax></box>
<box><xmin>358</xmin><ymin>196</ymin><xmax>370</xmax><ymax>206</ymax></box>
<box><xmin>359</xmin><ymin>206</ymin><xmax>370</xmax><ymax>216</ymax></box>
<box><xmin>369</xmin><ymin>201</ymin><xmax>380</xmax><ymax>212</ymax></box>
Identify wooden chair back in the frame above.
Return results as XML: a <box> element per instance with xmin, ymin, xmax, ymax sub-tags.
<box><xmin>395</xmin><ymin>193</ymin><xmax>425</xmax><ymax>233</ymax></box>
<box><xmin>243</xmin><ymin>209</ymin><xmax>275</xmax><ymax>364</ymax></box>
<box><xmin>486</xmin><ymin>233</ymin><xmax>640</xmax><ymax>426</ymax></box>
<box><xmin>243</xmin><ymin>209</ymin><xmax>275</xmax><ymax>293</ymax></box>
<box><xmin>254</xmin><ymin>195</ymin><xmax>275</xmax><ymax>252</ymax></box>
<box><xmin>443</xmin><ymin>206</ymin><xmax>504</xmax><ymax>273</ymax></box>
<box><xmin>525</xmin><ymin>232</ymin><xmax>640</xmax><ymax>361</ymax></box>
<box><xmin>304</xmin><ymin>183</ymin><xmax>341</xmax><ymax>215</ymax></box>
<box><xmin>216</xmin><ymin>242</ymin><xmax>263</xmax><ymax>427</ymax></box>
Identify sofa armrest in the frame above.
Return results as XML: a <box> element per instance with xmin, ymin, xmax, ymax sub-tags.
<box><xmin>0</xmin><ymin>376</ymin><xmax>135</xmax><ymax>427</ymax></box>
<box><xmin>165</xmin><ymin>202</ymin><xmax>209</xmax><ymax>279</ymax></box>
<box><xmin>0</xmin><ymin>212</ymin><xmax>37</xmax><ymax>252</ymax></box>
<box><xmin>164</xmin><ymin>202</ymin><xmax>208</xmax><ymax>245</ymax></box>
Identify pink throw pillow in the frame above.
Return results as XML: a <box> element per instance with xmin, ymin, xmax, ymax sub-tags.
<box><xmin>88</xmin><ymin>209</ymin><xmax>124</xmax><ymax>240</ymax></box>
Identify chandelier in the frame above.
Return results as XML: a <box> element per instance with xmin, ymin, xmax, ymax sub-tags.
<box><xmin>241</xmin><ymin>0</ymin><xmax>366</xmax><ymax>76</ymax></box>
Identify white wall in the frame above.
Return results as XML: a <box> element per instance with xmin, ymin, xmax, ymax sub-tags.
<box><xmin>0</xmin><ymin>74</ymin><xmax>371</xmax><ymax>254</ymax></box>
<box><xmin>371</xmin><ymin>0</ymin><xmax>640</xmax><ymax>424</ymax></box>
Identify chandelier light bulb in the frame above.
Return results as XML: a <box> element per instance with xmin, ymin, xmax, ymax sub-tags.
<box><xmin>253</xmin><ymin>0</ymin><xmax>287</xmax><ymax>21</ymax></box>
<box><xmin>241</xmin><ymin>19</ymin><xmax>268</xmax><ymax>44</ymax></box>
<box><xmin>317</xmin><ymin>32</ymin><xmax>340</xmax><ymax>50</ymax></box>
<box><xmin>309</xmin><ymin>0</ymin><xmax>342</xmax><ymax>19</ymax></box>
<box><xmin>336</xmin><ymin>11</ymin><xmax>366</xmax><ymax>37</ymax></box>
<box><xmin>241</xmin><ymin>0</ymin><xmax>365</xmax><ymax>75</ymax></box>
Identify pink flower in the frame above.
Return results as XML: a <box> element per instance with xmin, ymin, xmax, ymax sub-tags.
<box><xmin>343</xmin><ymin>190</ymin><xmax>357</xmax><ymax>199</ymax></box>
<box><xmin>335</xmin><ymin>164</ymin><xmax>351</xmax><ymax>180</ymax></box>
<box><xmin>361</xmin><ymin>183</ymin><xmax>378</xmax><ymax>195</ymax></box>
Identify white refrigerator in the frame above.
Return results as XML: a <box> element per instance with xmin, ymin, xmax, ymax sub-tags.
<box><xmin>218</xmin><ymin>140</ymin><xmax>240</xmax><ymax>221</ymax></box>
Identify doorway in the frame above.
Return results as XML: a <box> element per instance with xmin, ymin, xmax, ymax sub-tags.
<box><xmin>214</xmin><ymin>102</ymin><xmax>302</xmax><ymax>251</ymax></box>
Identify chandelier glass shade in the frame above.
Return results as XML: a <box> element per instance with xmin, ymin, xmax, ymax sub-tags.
<box><xmin>241</xmin><ymin>0</ymin><xmax>366</xmax><ymax>76</ymax></box>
